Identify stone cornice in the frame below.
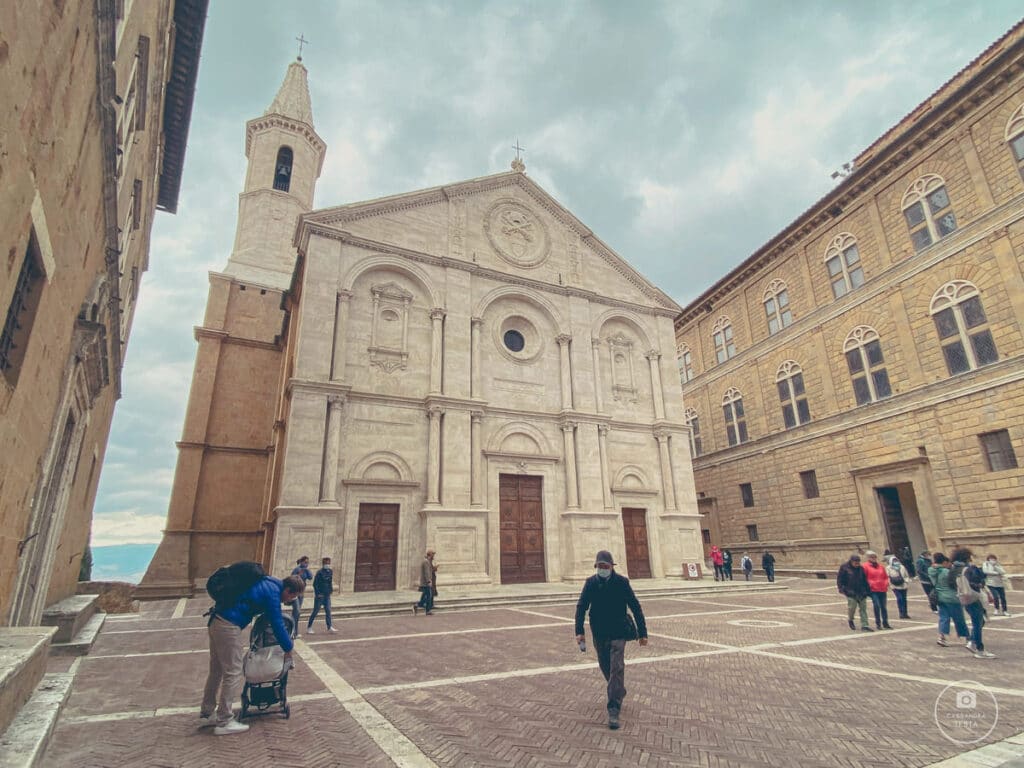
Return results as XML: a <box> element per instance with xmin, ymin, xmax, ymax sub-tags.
<box><xmin>298</xmin><ymin>224</ymin><xmax>679</xmax><ymax>319</ymax></box>
<box><xmin>245</xmin><ymin>114</ymin><xmax>326</xmax><ymax>174</ymax></box>
<box><xmin>175</xmin><ymin>441</ymin><xmax>271</xmax><ymax>456</ymax></box>
<box><xmin>194</xmin><ymin>326</ymin><xmax>279</xmax><ymax>351</ymax></box>
<box><xmin>680</xmin><ymin>194</ymin><xmax>1024</xmax><ymax>383</ymax></box>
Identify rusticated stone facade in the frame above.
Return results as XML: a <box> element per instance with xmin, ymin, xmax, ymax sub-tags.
<box><xmin>676</xmin><ymin>22</ymin><xmax>1024</xmax><ymax>572</ymax></box>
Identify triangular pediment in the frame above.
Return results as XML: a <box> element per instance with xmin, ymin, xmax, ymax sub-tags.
<box><xmin>298</xmin><ymin>171</ymin><xmax>680</xmax><ymax>312</ymax></box>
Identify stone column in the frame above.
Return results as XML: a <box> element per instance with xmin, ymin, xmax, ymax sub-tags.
<box><xmin>430</xmin><ymin>308</ymin><xmax>445</xmax><ymax>394</ymax></box>
<box><xmin>427</xmin><ymin>405</ymin><xmax>444</xmax><ymax>505</ymax></box>
<box><xmin>470</xmin><ymin>410</ymin><xmax>483</xmax><ymax>506</ymax></box>
<box><xmin>597</xmin><ymin>423</ymin><xmax>613</xmax><ymax>511</ymax></box>
<box><xmin>557</xmin><ymin>334</ymin><xmax>573</xmax><ymax>410</ymax></box>
<box><xmin>330</xmin><ymin>290</ymin><xmax>352</xmax><ymax>381</ymax></box>
<box><xmin>655</xmin><ymin>429</ymin><xmax>678</xmax><ymax>512</ymax></box>
<box><xmin>470</xmin><ymin>317</ymin><xmax>483</xmax><ymax>398</ymax></box>
<box><xmin>321</xmin><ymin>395</ymin><xmax>345</xmax><ymax>503</ymax></box>
<box><xmin>561</xmin><ymin>421</ymin><xmax>580</xmax><ymax>509</ymax></box>
<box><xmin>591</xmin><ymin>338</ymin><xmax>604</xmax><ymax>414</ymax></box>
<box><xmin>647</xmin><ymin>350</ymin><xmax>665</xmax><ymax>420</ymax></box>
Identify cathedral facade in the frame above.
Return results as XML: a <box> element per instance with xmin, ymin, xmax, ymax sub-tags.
<box><xmin>140</xmin><ymin>61</ymin><xmax>702</xmax><ymax>595</ymax></box>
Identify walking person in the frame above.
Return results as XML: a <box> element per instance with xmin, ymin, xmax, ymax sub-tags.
<box><xmin>722</xmin><ymin>549</ymin><xmax>734</xmax><ymax>581</ymax></box>
<box><xmin>887</xmin><ymin>554</ymin><xmax>911</xmax><ymax>619</ymax></box>
<box><xmin>955</xmin><ymin>548</ymin><xmax>995</xmax><ymax>659</ymax></box>
<box><xmin>741</xmin><ymin>553</ymin><xmax>753</xmax><ymax>581</ymax></box>
<box><xmin>574</xmin><ymin>550</ymin><xmax>648</xmax><ymax>730</ymax></box>
<box><xmin>306</xmin><ymin>557</ymin><xmax>336</xmax><ymax>634</ymax></box>
<box><xmin>863</xmin><ymin>551</ymin><xmax>892</xmax><ymax>629</ymax></box>
<box><xmin>761</xmin><ymin>551</ymin><xmax>776</xmax><ymax>583</ymax></box>
<box><xmin>710</xmin><ymin>546</ymin><xmax>725</xmax><ymax>581</ymax></box>
<box><xmin>917</xmin><ymin>550</ymin><xmax>938</xmax><ymax>613</ymax></box>
<box><xmin>413</xmin><ymin>549</ymin><xmax>436</xmax><ymax>615</ymax></box>
<box><xmin>289</xmin><ymin>555</ymin><xmax>313</xmax><ymax>637</ymax></box>
<box><xmin>929</xmin><ymin>552</ymin><xmax>970</xmax><ymax>647</ymax></box>
<box><xmin>837</xmin><ymin>554</ymin><xmax>873</xmax><ymax>632</ymax></box>
<box><xmin>983</xmin><ymin>554</ymin><xmax>1010</xmax><ymax>617</ymax></box>
<box><xmin>201</xmin><ymin>571</ymin><xmax>304</xmax><ymax>735</ymax></box>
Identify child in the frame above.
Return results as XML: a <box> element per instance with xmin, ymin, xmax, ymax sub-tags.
<box><xmin>290</xmin><ymin>555</ymin><xmax>313</xmax><ymax>636</ymax></box>
<box><xmin>887</xmin><ymin>555</ymin><xmax>911</xmax><ymax>619</ymax></box>
<box><xmin>983</xmin><ymin>554</ymin><xmax>1010</xmax><ymax>617</ymax></box>
<box><xmin>306</xmin><ymin>557</ymin><xmax>336</xmax><ymax>634</ymax></box>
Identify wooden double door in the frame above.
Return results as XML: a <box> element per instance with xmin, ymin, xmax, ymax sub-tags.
<box><xmin>621</xmin><ymin>507</ymin><xmax>652</xmax><ymax>579</ymax></box>
<box><xmin>499</xmin><ymin>474</ymin><xmax>546</xmax><ymax>584</ymax></box>
<box><xmin>354</xmin><ymin>503</ymin><xmax>398</xmax><ymax>592</ymax></box>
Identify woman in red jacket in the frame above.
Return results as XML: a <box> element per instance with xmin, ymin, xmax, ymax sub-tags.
<box><xmin>710</xmin><ymin>546</ymin><xmax>725</xmax><ymax>582</ymax></box>
<box><xmin>863</xmin><ymin>551</ymin><xmax>893</xmax><ymax>629</ymax></box>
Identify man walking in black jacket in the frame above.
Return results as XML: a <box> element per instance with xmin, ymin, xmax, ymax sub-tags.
<box><xmin>837</xmin><ymin>553</ymin><xmax>873</xmax><ymax>632</ymax></box>
<box><xmin>574</xmin><ymin>550</ymin><xmax>648</xmax><ymax>730</ymax></box>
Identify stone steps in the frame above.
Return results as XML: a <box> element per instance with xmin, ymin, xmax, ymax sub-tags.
<box><xmin>0</xmin><ymin>672</ymin><xmax>74</xmax><ymax>768</ymax></box>
<box><xmin>41</xmin><ymin>595</ymin><xmax>98</xmax><ymax>645</ymax></box>
<box><xmin>0</xmin><ymin>628</ymin><xmax>56</xmax><ymax>740</ymax></box>
<box><xmin>49</xmin><ymin>612</ymin><xmax>106</xmax><ymax>657</ymax></box>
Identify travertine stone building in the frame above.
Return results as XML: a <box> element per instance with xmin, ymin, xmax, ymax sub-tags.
<box><xmin>0</xmin><ymin>0</ymin><xmax>205</xmax><ymax>625</ymax></box>
<box><xmin>676</xmin><ymin>22</ymin><xmax>1024</xmax><ymax>571</ymax></box>
<box><xmin>140</xmin><ymin>60</ymin><xmax>703</xmax><ymax>596</ymax></box>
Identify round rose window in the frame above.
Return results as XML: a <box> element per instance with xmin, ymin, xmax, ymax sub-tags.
<box><xmin>503</xmin><ymin>329</ymin><xmax>525</xmax><ymax>352</ymax></box>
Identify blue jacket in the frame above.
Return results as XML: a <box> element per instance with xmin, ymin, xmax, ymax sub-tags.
<box><xmin>216</xmin><ymin>576</ymin><xmax>294</xmax><ymax>652</ymax></box>
<box><xmin>291</xmin><ymin>564</ymin><xmax>313</xmax><ymax>584</ymax></box>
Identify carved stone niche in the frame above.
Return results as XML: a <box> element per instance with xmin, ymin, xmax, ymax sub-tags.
<box><xmin>368</xmin><ymin>282</ymin><xmax>413</xmax><ymax>374</ymax></box>
<box><xmin>607</xmin><ymin>333</ymin><xmax>637</xmax><ymax>403</ymax></box>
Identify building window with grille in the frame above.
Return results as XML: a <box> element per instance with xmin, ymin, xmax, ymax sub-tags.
<box><xmin>685</xmin><ymin>407</ymin><xmax>702</xmax><ymax>457</ymax></box>
<box><xmin>843</xmin><ymin>325</ymin><xmax>892</xmax><ymax>405</ymax></box>
<box><xmin>722</xmin><ymin>387</ymin><xmax>748</xmax><ymax>446</ymax></box>
<box><xmin>712</xmin><ymin>317</ymin><xmax>736</xmax><ymax>364</ymax></box>
<box><xmin>980</xmin><ymin>430</ymin><xmax>1018</xmax><ymax>472</ymax></box>
<box><xmin>825</xmin><ymin>233</ymin><xmax>865</xmax><ymax>298</ymax></box>
<box><xmin>1</xmin><ymin>230</ymin><xmax>45</xmax><ymax>386</ymax></box>
<box><xmin>763</xmin><ymin>279</ymin><xmax>793</xmax><ymax>335</ymax></box>
<box><xmin>800</xmin><ymin>469</ymin><xmax>820</xmax><ymax>499</ymax></box>
<box><xmin>746</xmin><ymin>524</ymin><xmax>759</xmax><ymax>542</ymax></box>
<box><xmin>1006</xmin><ymin>103</ymin><xmax>1024</xmax><ymax>181</ymax></box>
<box><xmin>776</xmin><ymin>360</ymin><xmax>810</xmax><ymax>429</ymax></box>
<box><xmin>273</xmin><ymin>146</ymin><xmax>293</xmax><ymax>192</ymax></box>
<box><xmin>930</xmin><ymin>280</ymin><xmax>999</xmax><ymax>376</ymax></box>
<box><xmin>740</xmin><ymin>483</ymin><xmax>754</xmax><ymax>507</ymax></box>
<box><xmin>677</xmin><ymin>343</ymin><xmax>694</xmax><ymax>385</ymax></box>
<box><xmin>902</xmin><ymin>174</ymin><xmax>957</xmax><ymax>252</ymax></box>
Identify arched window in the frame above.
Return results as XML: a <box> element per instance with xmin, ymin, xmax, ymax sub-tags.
<box><xmin>722</xmin><ymin>387</ymin><xmax>748</xmax><ymax>446</ymax></box>
<box><xmin>677</xmin><ymin>343</ymin><xmax>694</xmax><ymax>385</ymax></box>
<box><xmin>930</xmin><ymin>280</ymin><xmax>999</xmax><ymax>376</ymax></box>
<box><xmin>824</xmin><ymin>233</ymin><xmax>865</xmax><ymax>298</ymax></box>
<box><xmin>712</xmin><ymin>316</ymin><xmax>736</xmax><ymax>364</ymax></box>
<box><xmin>1005</xmin><ymin>104</ymin><xmax>1024</xmax><ymax>181</ymax></box>
<box><xmin>843</xmin><ymin>326</ymin><xmax>892</xmax><ymax>405</ymax></box>
<box><xmin>762</xmin><ymin>279</ymin><xmax>793</xmax><ymax>335</ymax></box>
<box><xmin>684</xmin><ymin>407</ymin><xmax>702</xmax><ymax>457</ymax></box>
<box><xmin>776</xmin><ymin>360</ymin><xmax>810</xmax><ymax>429</ymax></box>
<box><xmin>902</xmin><ymin>174</ymin><xmax>957</xmax><ymax>252</ymax></box>
<box><xmin>273</xmin><ymin>146</ymin><xmax>293</xmax><ymax>192</ymax></box>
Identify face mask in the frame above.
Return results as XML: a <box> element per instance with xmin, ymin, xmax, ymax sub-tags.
<box><xmin>596</xmin><ymin>568</ymin><xmax>612</xmax><ymax>580</ymax></box>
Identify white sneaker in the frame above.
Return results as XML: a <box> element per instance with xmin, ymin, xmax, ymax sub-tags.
<box><xmin>306</xmin><ymin>628</ymin><xmax>314</xmax><ymax>634</ymax></box>
<box><xmin>974</xmin><ymin>650</ymin><xmax>996</xmax><ymax>659</ymax></box>
<box><xmin>198</xmin><ymin>713</ymin><xmax>217</xmax><ymax>729</ymax></box>
<box><xmin>1005</xmin><ymin>612</ymin><xmax>1012</xmax><ymax>618</ymax></box>
<box><xmin>965</xmin><ymin>641</ymin><xmax>976</xmax><ymax>652</ymax></box>
<box><xmin>328</xmin><ymin>627</ymin><xmax>337</xmax><ymax>633</ymax></box>
<box><xmin>214</xmin><ymin>719</ymin><xmax>249</xmax><ymax>736</ymax></box>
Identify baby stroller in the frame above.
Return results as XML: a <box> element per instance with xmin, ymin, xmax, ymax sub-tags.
<box><xmin>240</xmin><ymin>613</ymin><xmax>293</xmax><ymax>720</ymax></box>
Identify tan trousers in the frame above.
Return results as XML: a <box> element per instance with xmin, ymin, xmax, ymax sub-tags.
<box><xmin>201</xmin><ymin>616</ymin><xmax>244</xmax><ymax>723</ymax></box>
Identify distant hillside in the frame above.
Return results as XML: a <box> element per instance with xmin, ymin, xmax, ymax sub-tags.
<box><xmin>91</xmin><ymin>543</ymin><xmax>158</xmax><ymax>584</ymax></box>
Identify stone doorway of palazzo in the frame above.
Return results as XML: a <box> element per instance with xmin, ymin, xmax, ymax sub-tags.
<box><xmin>875</xmin><ymin>484</ymin><xmax>927</xmax><ymax>558</ymax></box>
<box><xmin>499</xmin><ymin>474</ymin><xmax>546</xmax><ymax>584</ymax></box>
<box><xmin>353</xmin><ymin>503</ymin><xmax>398</xmax><ymax>592</ymax></box>
<box><xmin>621</xmin><ymin>507</ymin><xmax>652</xmax><ymax>578</ymax></box>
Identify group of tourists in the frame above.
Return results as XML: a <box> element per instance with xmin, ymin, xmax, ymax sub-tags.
<box><xmin>837</xmin><ymin>547</ymin><xmax>1010</xmax><ymax>659</ymax></box>
<box><xmin>709</xmin><ymin>545</ymin><xmax>775</xmax><ymax>582</ymax></box>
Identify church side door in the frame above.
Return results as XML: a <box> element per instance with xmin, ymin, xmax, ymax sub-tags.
<box><xmin>499</xmin><ymin>474</ymin><xmax>546</xmax><ymax>584</ymax></box>
<box><xmin>354</xmin><ymin>503</ymin><xmax>398</xmax><ymax>592</ymax></box>
<box><xmin>621</xmin><ymin>507</ymin><xmax>652</xmax><ymax>579</ymax></box>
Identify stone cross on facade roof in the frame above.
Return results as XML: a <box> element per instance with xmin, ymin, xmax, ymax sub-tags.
<box><xmin>296</xmin><ymin>33</ymin><xmax>308</xmax><ymax>61</ymax></box>
<box><xmin>511</xmin><ymin>140</ymin><xmax>526</xmax><ymax>172</ymax></box>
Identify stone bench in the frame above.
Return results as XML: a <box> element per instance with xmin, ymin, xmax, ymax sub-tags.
<box><xmin>41</xmin><ymin>594</ymin><xmax>106</xmax><ymax>656</ymax></box>
<box><xmin>0</xmin><ymin>627</ymin><xmax>55</xmax><ymax>738</ymax></box>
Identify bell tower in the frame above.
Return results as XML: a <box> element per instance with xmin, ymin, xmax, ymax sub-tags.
<box><xmin>225</xmin><ymin>58</ymin><xmax>326</xmax><ymax>288</ymax></box>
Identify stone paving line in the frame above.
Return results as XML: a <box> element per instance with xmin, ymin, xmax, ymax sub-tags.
<box><xmin>59</xmin><ymin>588</ymin><xmax>1024</xmax><ymax>767</ymax></box>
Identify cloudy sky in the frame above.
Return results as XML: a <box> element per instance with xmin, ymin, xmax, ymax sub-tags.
<box><xmin>91</xmin><ymin>1</ymin><xmax>1024</xmax><ymax>548</ymax></box>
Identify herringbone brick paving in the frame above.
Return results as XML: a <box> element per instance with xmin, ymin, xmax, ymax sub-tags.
<box><xmin>42</xmin><ymin>579</ymin><xmax>1024</xmax><ymax>767</ymax></box>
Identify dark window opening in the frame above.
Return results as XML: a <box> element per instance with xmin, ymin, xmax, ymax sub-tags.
<box><xmin>1</xmin><ymin>230</ymin><xmax>45</xmax><ymax>386</ymax></box>
<box><xmin>980</xmin><ymin>430</ymin><xmax>1018</xmax><ymax>472</ymax></box>
<box><xmin>800</xmin><ymin>470</ymin><xmax>819</xmax><ymax>499</ymax></box>
<box><xmin>740</xmin><ymin>483</ymin><xmax>754</xmax><ymax>508</ymax></box>
<box><xmin>503</xmin><ymin>329</ymin><xmax>525</xmax><ymax>352</ymax></box>
<box><xmin>274</xmin><ymin>146</ymin><xmax>293</xmax><ymax>192</ymax></box>
<box><xmin>746</xmin><ymin>524</ymin><xmax>759</xmax><ymax>542</ymax></box>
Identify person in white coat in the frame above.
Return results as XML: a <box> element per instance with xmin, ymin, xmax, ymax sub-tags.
<box><xmin>982</xmin><ymin>554</ymin><xmax>1010</xmax><ymax>617</ymax></box>
<box><xmin>886</xmin><ymin>556</ymin><xmax>912</xmax><ymax>619</ymax></box>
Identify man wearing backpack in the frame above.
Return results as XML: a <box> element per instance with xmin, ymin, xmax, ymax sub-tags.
<box><xmin>886</xmin><ymin>554</ymin><xmax>911</xmax><ymax>619</ymax></box>
<box><xmin>201</xmin><ymin>565</ymin><xmax>305</xmax><ymax>736</ymax></box>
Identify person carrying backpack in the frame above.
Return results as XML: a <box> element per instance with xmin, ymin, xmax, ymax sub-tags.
<box><xmin>887</xmin><ymin>555</ymin><xmax>911</xmax><ymax>619</ymax></box>
<box><xmin>929</xmin><ymin>552</ymin><xmax>970</xmax><ymax>648</ymax></box>
<box><xmin>741</xmin><ymin>553</ymin><xmax>753</xmax><ymax>581</ymax></box>
<box><xmin>201</xmin><ymin>563</ymin><xmax>305</xmax><ymax>735</ymax></box>
<box><xmin>306</xmin><ymin>557</ymin><xmax>336</xmax><ymax>633</ymax></box>
<box><xmin>954</xmin><ymin>548</ymin><xmax>995</xmax><ymax>659</ymax></box>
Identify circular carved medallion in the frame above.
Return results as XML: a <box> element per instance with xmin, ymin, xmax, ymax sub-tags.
<box><xmin>484</xmin><ymin>199</ymin><xmax>550</xmax><ymax>268</ymax></box>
